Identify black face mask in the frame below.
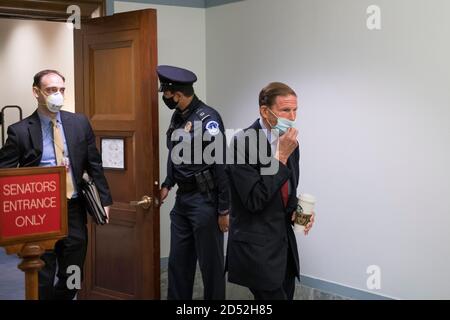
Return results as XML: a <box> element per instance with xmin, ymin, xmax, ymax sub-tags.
<box><xmin>163</xmin><ymin>96</ymin><xmax>178</xmax><ymax>110</ymax></box>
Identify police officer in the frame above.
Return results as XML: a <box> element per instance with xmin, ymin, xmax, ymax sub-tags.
<box><xmin>157</xmin><ymin>65</ymin><xmax>229</xmax><ymax>300</ymax></box>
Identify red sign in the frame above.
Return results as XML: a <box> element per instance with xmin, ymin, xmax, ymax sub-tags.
<box><xmin>0</xmin><ymin>167</ymin><xmax>67</xmax><ymax>246</ymax></box>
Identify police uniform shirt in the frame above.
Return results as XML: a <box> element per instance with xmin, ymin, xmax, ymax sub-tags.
<box><xmin>163</xmin><ymin>95</ymin><xmax>229</xmax><ymax>212</ymax></box>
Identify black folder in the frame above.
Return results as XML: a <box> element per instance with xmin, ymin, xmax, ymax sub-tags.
<box><xmin>80</xmin><ymin>173</ymin><xmax>107</xmax><ymax>225</ymax></box>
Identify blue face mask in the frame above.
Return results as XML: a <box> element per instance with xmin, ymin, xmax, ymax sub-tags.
<box><xmin>267</xmin><ymin>108</ymin><xmax>296</xmax><ymax>136</ymax></box>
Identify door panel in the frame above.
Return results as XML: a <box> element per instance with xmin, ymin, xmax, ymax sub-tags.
<box><xmin>74</xmin><ymin>9</ymin><xmax>160</xmax><ymax>300</ymax></box>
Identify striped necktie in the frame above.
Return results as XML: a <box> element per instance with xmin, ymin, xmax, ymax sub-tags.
<box><xmin>51</xmin><ymin>118</ymin><xmax>74</xmax><ymax>199</ymax></box>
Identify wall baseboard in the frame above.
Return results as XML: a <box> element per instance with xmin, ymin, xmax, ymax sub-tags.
<box><xmin>299</xmin><ymin>275</ymin><xmax>393</xmax><ymax>300</ymax></box>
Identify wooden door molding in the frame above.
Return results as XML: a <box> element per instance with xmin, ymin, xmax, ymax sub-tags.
<box><xmin>0</xmin><ymin>0</ymin><xmax>105</xmax><ymax>21</ymax></box>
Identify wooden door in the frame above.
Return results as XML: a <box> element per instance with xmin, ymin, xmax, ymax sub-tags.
<box><xmin>74</xmin><ymin>9</ymin><xmax>160</xmax><ymax>300</ymax></box>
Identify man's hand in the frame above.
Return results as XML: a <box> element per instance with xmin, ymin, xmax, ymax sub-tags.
<box><xmin>218</xmin><ymin>214</ymin><xmax>229</xmax><ymax>233</ymax></box>
<box><xmin>104</xmin><ymin>206</ymin><xmax>110</xmax><ymax>224</ymax></box>
<box><xmin>291</xmin><ymin>211</ymin><xmax>315</xmax><ymax>235</ymax></box>
<box><xmin>160</xmin><ymin>187</ymin><xmax>169</xmax><ymax>205</ymax></box>
<box><xmin>275</xmin><ymin>128</ymin><xmax>299</xmax><ymax>165</ymax></box>
<box><xmin>304</xmin><ymin>212</ymin><xmax>315</xmax><ymax>236</ymax></box>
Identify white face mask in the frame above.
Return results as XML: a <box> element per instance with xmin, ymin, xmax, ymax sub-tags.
<box><xmin>43</xmin><ymin>92</ymin><xmax>64</xmax><ymax>113</ymax></box>
<box><xmin>267</xmin><ymin>107</ymin><xmax>296</xmax><ymax>136</ymax></box>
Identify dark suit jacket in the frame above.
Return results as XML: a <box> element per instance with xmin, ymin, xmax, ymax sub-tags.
<box><xmin>0</xmin><ymin>110</ymin><xmax>113</xmax><ymax>207</ymax></box>
<box><xmin>226</xmin><ymin>119</ymin><xmax>300</xmax><ymax>291</ymax></box>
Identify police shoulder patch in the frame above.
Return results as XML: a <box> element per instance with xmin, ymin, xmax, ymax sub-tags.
<box><xmin>195</xmin><ymin>108</ymin><xmax>211</xmax><ymax>121</ymax></box>
<box><xmin>205</xmin><ymin>120</ymin><xmax>220</xmax><ymax>136</ymax></box>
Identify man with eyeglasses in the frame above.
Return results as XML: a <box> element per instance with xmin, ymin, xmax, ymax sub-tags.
<box><xmin>0</xmin><ymin>69</ymin><xmax>112</xmax><ymax>300</ymax></box>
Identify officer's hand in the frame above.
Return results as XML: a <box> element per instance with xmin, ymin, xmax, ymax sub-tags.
<box><xmin>304</xmin><ymin>212</ymin><xmax>315</xmax><ymax>236</ymax></box>
<box><xmin>160</xmin><ymin>187</ymin><xmax>169</xmax><ymax>204</ymax></box>
<box><xmin>218</xmin><ymin>215</ymin><xmax>229</xmax><ymax>233</ymax></box>
<box><xmin>275</xmin><ymin>128</ymin><xmax>299</xmax><ymax>165</ymax></box>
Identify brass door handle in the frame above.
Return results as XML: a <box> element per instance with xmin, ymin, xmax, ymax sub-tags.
<box><xmin>130</xmin><ymin>196</ymin><xmax>153</xmax><ymax>210</ymax></box>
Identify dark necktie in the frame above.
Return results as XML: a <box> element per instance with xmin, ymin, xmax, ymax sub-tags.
<box><xmin>281</xmin><ymin>181</ymin><xmax>289</xmax><ymax>207</ymax></box>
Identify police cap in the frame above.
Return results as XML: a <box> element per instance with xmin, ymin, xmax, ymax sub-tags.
<box><xmin>157</xmin><ymin>65</ymin><xmax>197</xmax><ymax>92</ymax></box>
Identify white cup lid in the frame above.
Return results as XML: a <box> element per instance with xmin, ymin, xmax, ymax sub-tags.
<box><xmin>300</xmin><ymin>193</ymin><xmax>316</xmax><ymax>203</ymax></box>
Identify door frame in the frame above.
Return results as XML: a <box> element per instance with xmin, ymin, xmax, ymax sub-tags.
<box><xmin>0</xmin><ymin>0</ymin><xmax>106</xmax><ymax>21</ymax></box>
<box><xmin>73</xmin><ymin>9</ymin><xmax>160</xmax><ymax>300</ymax></box>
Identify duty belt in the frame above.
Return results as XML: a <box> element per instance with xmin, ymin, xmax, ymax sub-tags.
<box><xmin>177</xmin><ymin>181</ymin><xmax>198</xmax><ymax>194</ymax></box>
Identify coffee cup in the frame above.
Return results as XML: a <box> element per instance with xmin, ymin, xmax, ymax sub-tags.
<box><xmin>294</xmin><ymin>193</ymin><xmax>316</xmax><ymax>233</ymax></box>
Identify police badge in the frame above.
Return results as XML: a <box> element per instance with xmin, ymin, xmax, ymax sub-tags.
<box><xmin>184</xmin><ymin>121</ymin><xmax>193</xmax><ymax>132</ymax></box>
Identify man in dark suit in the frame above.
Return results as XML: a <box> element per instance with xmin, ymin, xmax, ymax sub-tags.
<box><xmin>0</xmin><ymin>69</ymin><xmax>112</xmax><ymax>300</ymax></box>
<box><xmin>226</xmin><ymin>82</ymin><xmax>315</xmax><ymax>300</ymax></box>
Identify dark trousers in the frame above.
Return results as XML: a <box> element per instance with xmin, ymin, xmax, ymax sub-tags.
<box><xmin>38</xmin><ymin>198</ymin><xmax>88</xmax><ymax>300</ymax></box>
<box><xmin>168</xmin><ymin>190</ymin><xmax>225</xmax><ymax>300</ymax></box>
<box><xmin>250</xmin><ymin>248</ymin><xmax>297</xmax><ymax>300</ymax></box>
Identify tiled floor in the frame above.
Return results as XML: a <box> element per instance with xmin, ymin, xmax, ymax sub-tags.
<box><xmin>160</xmin><ymin>268</ymin><xmax>349</xmax><ymax>300</ymax></box>
<box><xmin>0</xmin><ymin>250</ymin><xmax>348</xmax><ymax>300</ymax></box>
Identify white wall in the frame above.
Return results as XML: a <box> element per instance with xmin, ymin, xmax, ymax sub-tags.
<box><xmin>115</xmin><ymin>1</ymin><xmax>206</xmax><ymax>259</ymax></box>
<box><xmin>206</xmin><ymin>0</ymin><xmax>450</xmax><ymax>299</ymax></box>
<box><xmin>0</xmin><ymin>18</ymin><xmax>75</xmax><ymax>132</ymax></box>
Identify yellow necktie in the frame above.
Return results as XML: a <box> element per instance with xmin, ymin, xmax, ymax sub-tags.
<box><xmin>51</xmin><ymin>119</ymin><xmax>74</xmax><ymax>199</ymax></box>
